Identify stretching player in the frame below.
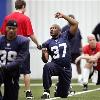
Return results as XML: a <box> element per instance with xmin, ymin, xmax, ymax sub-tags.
<box><xmin>0</xmin><ymin>20</ymin><xmax>30</xmax><ymax>100</ymax></box>
<box><xmin>1</xmin><ymin>0</ymin><xmax>41</xmax><ymax>99</ymax></box>
<box><xmin>41</xmin><ymin>12</ymin><xmax>78</xmax><ymax>99</ymax></box>
<box><xmin>75</xmin><ymin>34</ymin><xmax>100</xmax><ymax>91</ymax></box>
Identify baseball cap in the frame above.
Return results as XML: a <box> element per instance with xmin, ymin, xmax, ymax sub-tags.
<box><xmin>6</xmin><ymin>20</ymin><xmax>17</xmax><ymax>27</ymax></box>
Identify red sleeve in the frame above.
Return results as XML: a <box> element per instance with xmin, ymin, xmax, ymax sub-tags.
<box><xmin>82</xmin><ymin>45</ymin><xmax>89</xmax><ymax>54</ymax></box>
<box><xmin>1</xmin><ymin>18</ymin><xmax>7</xmax><ymax>35</ymax></box>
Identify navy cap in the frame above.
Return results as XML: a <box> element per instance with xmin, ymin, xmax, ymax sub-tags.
<box><xmin>6</xmin><ymin>20</ymin><xmax>17</xmax><ymax>27</ymax></box>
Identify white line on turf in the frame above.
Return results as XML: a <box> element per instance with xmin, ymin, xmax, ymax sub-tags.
<box><xmin>19</xmin><ymin>83</ymin><xmax>96</xmax><ymax>86</ymax></box>
<box><xmin>45</xmin><ymin>88</ymin><xmax>100</xmax><ymax>100</ymax></box>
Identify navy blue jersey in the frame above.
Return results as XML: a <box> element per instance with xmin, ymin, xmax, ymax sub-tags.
<box><xmin>42</xmin><ymin>30</ymin><xmax>73</xmax><ymax>67</ymax></box>
<box><xmin>62</xmin><ymin>25</ymin><xmax>82</xmax><ymax>54</ymax></box>
<box><xmin>0</xmin><ymin>35</ymin><xmax>29</xmax><ymax>69</ymax></box>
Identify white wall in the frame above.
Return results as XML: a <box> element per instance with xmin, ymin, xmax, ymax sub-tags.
<box><xmin>12</xmin><ymin>0</ymin><xmax>100</xmax><ymax>79</ymax></box>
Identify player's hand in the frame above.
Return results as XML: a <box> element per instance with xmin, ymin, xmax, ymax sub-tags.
<box><xmin>55</xmin><ymin>12</ymin><xmax>64</xmax><ymax>19</ymax></box>
<box><xmin>89</xmin><ymin>56</ymin><xmax>98</xmax><ymax>63</ymax></box>
<box><xmin>37</xmin><ymin>44</ymin><xmax>42</xmax><ymax>50</ymax></box>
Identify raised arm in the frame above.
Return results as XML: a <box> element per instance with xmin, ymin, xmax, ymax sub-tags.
<box><xmin>55</xmin><ymin>12</ymin><xmax>78</xmax><ymax>35</ymax></box>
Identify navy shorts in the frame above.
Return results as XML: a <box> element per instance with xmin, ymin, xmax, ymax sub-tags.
<box><xmin>20</xmin><ymin>53</ymin><xmax>31</xmax><ymax>74</ymax></box>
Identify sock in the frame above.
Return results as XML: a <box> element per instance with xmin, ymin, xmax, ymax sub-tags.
<box><xmin>78</xmin><ymin>74</ymin><xmax>82</xmax><ymax>83</ymax></box>
<box><xmin>83</xmin><ymin>67</ymin><xmax>90</xmax><ymax>84</ymax></box>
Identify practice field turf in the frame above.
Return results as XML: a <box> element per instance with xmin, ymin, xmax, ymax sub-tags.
<box><xmin>1</xmin><ymin>79</ymin><xmax>100</xmax><ymax>100</ymax></box>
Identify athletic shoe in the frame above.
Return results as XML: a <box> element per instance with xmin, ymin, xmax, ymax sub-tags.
<box><xmin>83</xmin><ymin>84</ymin><xmax>88</xmax><ymax>91</ymax></box>
<box><xmin>68</xmin><ymin>86</ymin><xmax>75</xmax><ymax>96</ymax></box>
<box><xmin>26</xmin><ymin>91</ymin><xmax>33</xmax><ymax>99</ymax></box>
<box><xmin>41</xmin><ymin>92</ymin><xmax>50</xmax><ymax>99</ymax></box>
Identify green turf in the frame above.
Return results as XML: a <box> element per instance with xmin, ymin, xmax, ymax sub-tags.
<box><xmin>1</xmin><ymin>80</ymin><xmax>100</xmax><ymax>100</ymax></box>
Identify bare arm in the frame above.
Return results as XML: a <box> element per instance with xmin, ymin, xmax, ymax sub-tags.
<box><xmin>30</xmin><ymin>34</ymin><xmax>41</xmax><ymax>49</ymax></box>
<box><xmin>55</xmin><ymin>12</ymin><xmax>78</xmax><ymax>35</ymax></box>
<box><xmin>75</xmin><ymin>54</ymin><xmax>91</xmax><ymax>64</ymax></box>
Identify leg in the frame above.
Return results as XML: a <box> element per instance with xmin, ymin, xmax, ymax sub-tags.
<box><xmin>43</xmin><ymin>62</ymin><xmax>59</xmax><ymax>92</ymax></box>
<box><xmin>71</xmin><ymin>54</ymin><xmax>82</xmax><ymax>83</ymax></box>
<box><xmin>96</xmin><ymin>71</ymin><xmax>100</xmax><ymax>85</ymax></box>
<box><xmin>41</xmin><ymin>62</ymin><xmax>59</xmax><ymax>99</ymax></box>
<box><xmin>24</xmin><ymin>74</ymin><xmax>31</xmax><ymax>90</ymax></box>
<box><xmin>56</xmin><ymin>67</ymin><xmax>72</xmax><ymax>98</ymax></box>
<box><xmin>20</xmin><ymin>53</ymin><xmax>33</xmax><ymax>99</ymax></box>
<box><xmin>82</xmin><ymin>62</ymin><xmax>93</xmax><ymax>91</ymax></box>
<box><xmin>3</xmin><ymin>70</ymin><xmax>19</xmax><ymax>100</ymax></box>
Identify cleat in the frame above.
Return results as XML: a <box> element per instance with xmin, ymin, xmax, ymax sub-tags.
<box><xmin>26</xmin><ymin>91</ymin><xmax>33</xmax><ymax>99</ymax></box>
<box><xmin>83</xmin><ymin>84</ymin><xmax>88</xmax><ymax>91</ymax></box>
<box><xmin>68</xmin><ymin>86</ymin><xmax>75</xmax><ymax>96</ymax></box>
<box><xmin>41</xmin><ymin>92</ymin><xmax>50</xmax><ymax>99</ymax></box>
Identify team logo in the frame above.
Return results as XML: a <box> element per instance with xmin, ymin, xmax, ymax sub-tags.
<box><xmin>7</xmin><ymin>43</ymin><xmax>10</xmax><ymax>47</ymax></box>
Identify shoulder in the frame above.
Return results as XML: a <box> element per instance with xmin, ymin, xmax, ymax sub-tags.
<box><xmin>96</xmin><ymin>42</ymin><xmax>100</xmax><ymax>46</ymax></box>
<box><xmin>42</xmin><ymin>39</ymin><xmax>51</xmax><ymax>47</ymax></box>
<box><xmin>0</xmin><ymin>35</ymin><xmax>5</xmax><ymax>40</ymax></box>
<box><xmin>17</xmin><ymin>35</ymin><xmax>29</xmax><ymax>43</ymax></box>
<box><xmin>83</xmin><ymin>44</ymin><xmax>89</xmax><ymax>50</ymax></box>
<box><xmin>0</xmin><ymin>35</ymin><xmax>5</xmax><ymax>44</ymax></box>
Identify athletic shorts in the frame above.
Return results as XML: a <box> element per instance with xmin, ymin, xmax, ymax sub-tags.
<box><xmin>20</xmin><ymin>53</ymin><xmax>31</xmax><ymax>74</ymax></box>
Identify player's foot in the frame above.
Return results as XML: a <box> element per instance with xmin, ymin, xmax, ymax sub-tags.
<box><xmin>26</xmin><ymin>90</ymin><xmax>33</xmax><ymax>99</ymax></box>
<box><xmin>41</xmin><ymin>92</ymin><xmax>50</xmax><ymax>99</ymax></box>
<box><xmin>83</xmin><ymin>84</ymin><xmax>88</xmax><ymax>91</ymax></box>
<box><xmin>68</xmin><ymin>86</ymin><xmax>75</xmax><ymax>96</ymax></box>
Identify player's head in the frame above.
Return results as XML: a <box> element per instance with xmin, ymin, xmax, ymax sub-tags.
<box><xmin>6</xmin><ymin>20</ymin><xmax>18</xmax><ymax>40</ymax></box>
<box><xmin>50</xmin><ymin>24</ymin><xmax>61</xmax><ymax>38</ymax></box>
<box><xmin>15</xmin><ymin>0</ymin><xmax>26</xmax><ymax>14</ymax></box>
<box><xmin>87</xmin><ymin>34</ymin><xmax>97</xmax><ymax>49</ymax></box>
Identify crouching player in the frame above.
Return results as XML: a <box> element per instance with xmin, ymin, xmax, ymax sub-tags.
<box><xmin>75</xmin><ymin>34</ymin><xmax>100</xmax><ymax>91</ymax></box>
<box><xmin>0</xmin><ymin>20</ymin><xmax>30</xmax><ymax>100</ymax></box>
<box><xmin>41</xmin><ymin>12</ymin><xmax>78</xmax><ymax>99</ymax></box>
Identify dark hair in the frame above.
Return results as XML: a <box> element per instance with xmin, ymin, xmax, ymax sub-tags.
<box><xmin>15</xmin><ymin>0</ymin><xmax>26</xmax><ymax>9</ymax></box>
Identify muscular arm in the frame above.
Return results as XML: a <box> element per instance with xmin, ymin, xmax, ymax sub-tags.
<box><xmin>55</xmin><ymin>12</ymin><xmax>78</xmax><ymax>35</ymax></box>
